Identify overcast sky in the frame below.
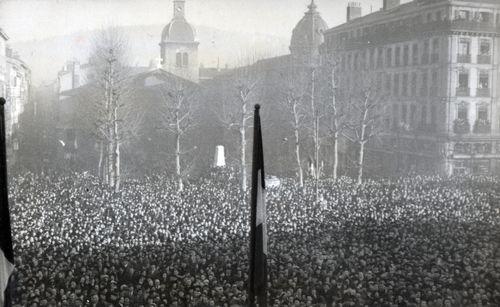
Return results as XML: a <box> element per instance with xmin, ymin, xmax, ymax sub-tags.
<box><xmin>0</xmin><ymin>0</ymin><xmax>408</xmax><ymax>42</ymax></box>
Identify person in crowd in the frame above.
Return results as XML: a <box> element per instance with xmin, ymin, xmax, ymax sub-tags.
<box><xmin>7</xmin><ymin>169</ymin><xmax>500</xmax><ymax>306</ymax></box>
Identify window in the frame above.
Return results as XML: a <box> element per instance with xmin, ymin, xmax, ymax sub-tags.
<box><xmin>370</xmin><ymin>49</ymin><xmax>375</xmax><ymax>69</ymax></box>
<box><xmin>436</xmin><ymin>11</ymin><xmax>442</xmax><ymax>21</ymax></box>
<box><xmin>403</xmin><ymin>45</ymin><xmax>409</xmax><ymax>66</ymax></box>
<box><xmin>412</xmin><ymin>44</ymin><xmax>419</xmax><ymax>65</ymax></box>
<box><xmin>347</xmin><ymin>54</ymin><xmax>352</xmax><ymax>70</ymax></box>
<box><xmin>411</xmin><ymin>72</ymin><xmax>417</xmax><ymax>96</ymax></box>
<box><xmin>478</xmin><ymin>72</ymin><xmax>489</xmax><ymax>89</ymax></box>
<box><xmin>183</xmin><ymin>53</ymin><xmax>189</xmax><ymax>66</ymax></box>
<box><xmin>479</xmin><ymin>40</ymin><xmax>491</xmax><ymax>55</ymax></box>
<box><xmin>421</xmin><ymin>70</ymin><xmax>428</xmax><ymax>95</ymax></box>
<box><xmin>402</xmin><ymin>104</ymin><xmax>407</xmax><ymax>123</ymax></box>
<box><xmin>385</xmin><ymin>73</ymin><xmax>392</xmax><ymax>93</ymax></box>
<box><xmin>354</xmin><ymin>53</ymin><xmax>359</xmax><ymax>70</ymax></box>
<box><xmin>393</xmin><ymin>104</ymin><xmax>399</xmax><ymax>128</ymax></box>
<box><xmin>458</xmin><ymin>71</ymin><xmax>469</xmax><ymax>88</ymax></box>
<box><xmin>478</xmin><ymin>12</ymin><xmax>491</xmax><ymax>23</ymax></box>
<box><xmin>427</xmin><ymin>13</ymin><xmax>433</xmax><ymax>23</ymax></box>
<box><xmin>431</xmin><ymin>105</ymin><xmax>437</xmax><ymax>128</ymax></box>
<box><xmin>386</xmin><ymin>47</ymin><xmax>392</xmax><ymax>67</ymax></box>
<box><xmin>394</xmin><ymin>73</ymin><xmax>400</xmax><ymax>96</ymax></box>
<box><xmin>410</xmin><ymin>105</ymin><xmax>416</xmax><ymax>127</ymax></box>
<box><xmin>456</xmin><ymin>10</ymin><xmax>470</xmax><ymax>20</ymax></box>
<box><xmin>458</xmin><ymin>39</ymin><xmax>470</xmax><ymax>55</ymax></box>
<box><xmin>402</xmin><ymin>73</ymin><xmax>408</xmax><ymax>96</ymax></box>
<box><xmin>176</xmin><ymin>52</ymin><xmax>182</xmax><ymax>67</ymax></box>
<box><xmin>377</xmin><ymin>47</ymin><xmax>384</xmax><ymax>68</ymax></box>
<box><xmin>422</xmin><ymin>40</ymin><xmax>429</xmax><ymax>64</ymax></box>
<box><xmin>421</xmin><ymin>105</ymin><xmax>427</xmax><ymax>126</ymax></box>
<box><xmin>477</xmin><ymin>104</ymin><xmax>488</xmax><ymax>121</ymax></box>
<box><xmin>457</xmin><ymin>102</ymin><xmax>468</xmax><ymax>120</ymax></box>
<box><xmin>432</xmin><ymin>38</ymin><xmax>440</xmax><ymax>62</ymax></box>
<box><xmin>395</xmin><ymin>46</ymin><xmax>401</xmax><ymax>66</ymax></box>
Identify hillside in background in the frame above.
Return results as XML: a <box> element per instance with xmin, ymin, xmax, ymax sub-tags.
<box><xmin>10</xmin><ymin>24</ymin><xmax>289</xmax><ymax>85</ymax></box>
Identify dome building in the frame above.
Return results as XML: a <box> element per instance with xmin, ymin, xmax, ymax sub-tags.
<box><xmin>159</xmin><ymin>0</ymin><xmax>199</xmax><ymax>82</ymax></box>
<box><xmin>290</xmin><ymin>0</ymin><xmax>328</xmax><ymax>65</ymax></box>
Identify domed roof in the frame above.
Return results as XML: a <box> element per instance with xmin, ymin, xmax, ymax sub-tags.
<box><xmin>290</xmin><ymin>0</ymin><xmax>328</xmax><ymax>55</ymax></box>
<box><xmin>161</xmin><ymin>18</ymin><xmax>196</xmax><ymax>43</ymax></box>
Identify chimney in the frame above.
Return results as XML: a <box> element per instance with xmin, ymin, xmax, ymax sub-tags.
<box><xmin>383</xmin><ymin>0</ymin><xmax>400</xmax><ymax>10</ymax></box>
<box><xmin>347</xmin><ymin>2</ymin><xmax>362</xmax><ymax>22</ymax></box>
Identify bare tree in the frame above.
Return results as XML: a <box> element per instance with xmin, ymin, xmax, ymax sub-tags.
<box><xmin>344</xmin><ymin>73</ymin><xmax>385</xmax><ymax>185</ymax></box>
<box><xmin>156</xmin><ymin>80</ymin><xmax>197</xmax><ymax>193</ymax></box>
<box><xmin>86</xmin><ymin>28</ymin><xmax>136</xmax><ymax>191</ymax></box>
<box><xmin>323</xmin><ymin>62</ymin><xmax>346</xmax><ymax>181</ymax></box>
<box><xmin>306</xmin><ymin>68</ymin><xmax>327</xmax><ymax>202</ymax></box>
<box><xmin>280</xmin><ymin>69</ymin><xmax>308</xmax><ymax>188</ymax></box>
<box><xmin>218</xmin><ymin>68</ymin><xmax>258</xmax><ymax>194</ymax></box>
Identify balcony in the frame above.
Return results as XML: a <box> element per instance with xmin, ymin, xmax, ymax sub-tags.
<box><xmin>457</xmin><ymin>54</ymin><xmax>471</xmax><ymax>63</ymax></box>
<box><xmin>473</xmin><ymin>119</ymin><xmax>491</xmax><ymax>134</ymax></box>
<box><xmin>477</xmin><ymin>55</ymin><xmax>491</xmax><ymax>64</ymax></box>
<box><xmin>476</xmin><ymin>88</ymin><xmax>490</xmax><ymax>97</ymax></box>
<box><xmin>456</xmin><ymin>87</ymin><xmax>470</xmax><ymax>97</ymax></box>
<box><xmin>454</xmin><ymin>119</ymin><xmax>470</xmax><ymax>134</ymax></box>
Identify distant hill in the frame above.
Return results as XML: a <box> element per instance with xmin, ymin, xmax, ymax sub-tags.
<box><xmin>10</xmin><ymin>24</ymin><xmax>290</xmax><ymax>85</ymax></box>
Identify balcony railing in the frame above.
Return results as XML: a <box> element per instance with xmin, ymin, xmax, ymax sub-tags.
<box><xmin>476</xmin><ymin>88</ymin><xmax>490</xmax><ymax>97</ymax></box>
<box><xmin>477</xmin><ymin>55</ymin><xmax>491</xmax><ymax>64</ymax></box>
<box><xmin>473</xmin><ymin>119</ymin><xmax>491</xmax><ymax>134</ymax></box>
<box><xmin>454</xmin><ymin>119</ymin><xmax>470</xmax><ymax>134</ymax></box>
<box><xmin>457</xmin><ymin>54</ymin><xmax>471</xmax><ymax>63</ymax></box>
<box><xmin>456</xmin><ymin>87</ymin><xmax>470</xmax><ymax>97</ymax></box>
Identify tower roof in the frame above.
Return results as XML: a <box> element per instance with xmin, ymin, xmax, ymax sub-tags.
<box><xmin>161</xmin><ymin>19</ymin><xmax>196</xmax><ymax>43</ymax></box>
<box><xmin>290</xmin><ymin>0</ymin><xmax>328</xmax><ymax>55</ymax></box>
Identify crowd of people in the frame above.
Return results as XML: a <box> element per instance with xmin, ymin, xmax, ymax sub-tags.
<box><xmin>7</xmin><ymin>169</ymin><xmax>500</xmax><ymax>306</ymax></box>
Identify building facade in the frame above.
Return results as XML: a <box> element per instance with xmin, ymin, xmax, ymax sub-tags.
<box><xmin>159</xmin><ymin>0</ymin><xmax>199</xmax><ymax>82</ymax></box>
<box><xmin>323</xmin><ymin>0</ymin><xmax>500</xmax><ymax>175</ymax></box>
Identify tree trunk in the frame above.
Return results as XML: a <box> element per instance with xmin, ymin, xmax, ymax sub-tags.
<box><xmin>112</xmin><ymin>104</ymin><xmax>120</xmax><ymax>192</ymax></box>
<box><xmin>292</xmin><ymin>103</ymin><xmax>303</xmax><ymax>188</ymax></box>
<box><xmin>240</xmin><ymin>124</ymin><xmax>247</xmax><ymax>193</ymax></box>
<box><xmin>175</xmin><ymin>132</ymin><xmax>183</xmax><ymax>193</ymax></box>
<box><xmin>358</xmin><ymin>140</ymin><xmax>366</xmax><ymax>185</ymax></box>
<box><xmin>98</xmin><ymin>141</ymin><xmax>104</xmax><ymax>179</ymax></box>
<box><xmin>333</xmin><ymin>131</ymin><xmax>339</xmax><ymax>181</ymax></box>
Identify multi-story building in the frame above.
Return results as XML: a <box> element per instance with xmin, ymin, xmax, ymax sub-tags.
<box><xmin>5</xmin><ymin>47</ymin><xmax>31</xmax><ymax>146</ymax></box>
<box><xmin>323</xmin><ymin>0</ymin><xmax>500</xmax><ymax>175</ymax></box>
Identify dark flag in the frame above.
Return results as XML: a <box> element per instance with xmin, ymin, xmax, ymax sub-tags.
<box><xmin>249</xmin><ymin>104</ymin><xmax>267</xmax><ymax>307</ymax></box>
<box><xmin>0</xmin><ymin>97</ymin><xmax>14</xmax><ymax>307</ymax></box>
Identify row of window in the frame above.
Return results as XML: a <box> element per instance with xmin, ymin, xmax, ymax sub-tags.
<box><xmin>335</xmin><ymin>7</ymin><xmax>499</xmax><ymax>42</ymax></box>
<box><xmin>390</xmin><ymin>103</ymin><xmax>437</xmax><ymax>132</ymax></box>
<box><xmin>339</xmin><ymin>39</ymin><xmax>442</xmax><ymax>71</ymax></box>
<box><xmin>339</xmin><ymin>36</ymin><xmax>492</xmax><ymax>72</ymax></box>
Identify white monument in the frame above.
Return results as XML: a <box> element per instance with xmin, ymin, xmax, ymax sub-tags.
<box><xmin>214</xmin><ymin>145</ymin><xmax>226</xmax><ymax>167</ymax></box>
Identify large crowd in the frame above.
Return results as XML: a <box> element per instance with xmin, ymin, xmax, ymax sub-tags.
<box><xmin>7</xmin><ymin>169</ymin><xmax>500</xmax><ymax>306</ymax></box>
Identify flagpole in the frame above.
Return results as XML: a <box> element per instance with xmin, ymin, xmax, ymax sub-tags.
<box><xmin>248</xmin><ymin>105</ymin><xmax>258</xmax><ymax>307</ymax></box>
<box><xmin>0</xmin><ymin>97</ymin><xmax>14</xmax><ymax>307</ymax></box>
<box><xmin>248</xmin><ymin>104</ymin><xmax>267</xmax><ymax>307</ymax></box>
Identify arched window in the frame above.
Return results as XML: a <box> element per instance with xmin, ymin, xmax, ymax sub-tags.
<box><xmin>183</xmin><ymin>53</ymin><xmax>189</xmax><ymax>67</ymax></box>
